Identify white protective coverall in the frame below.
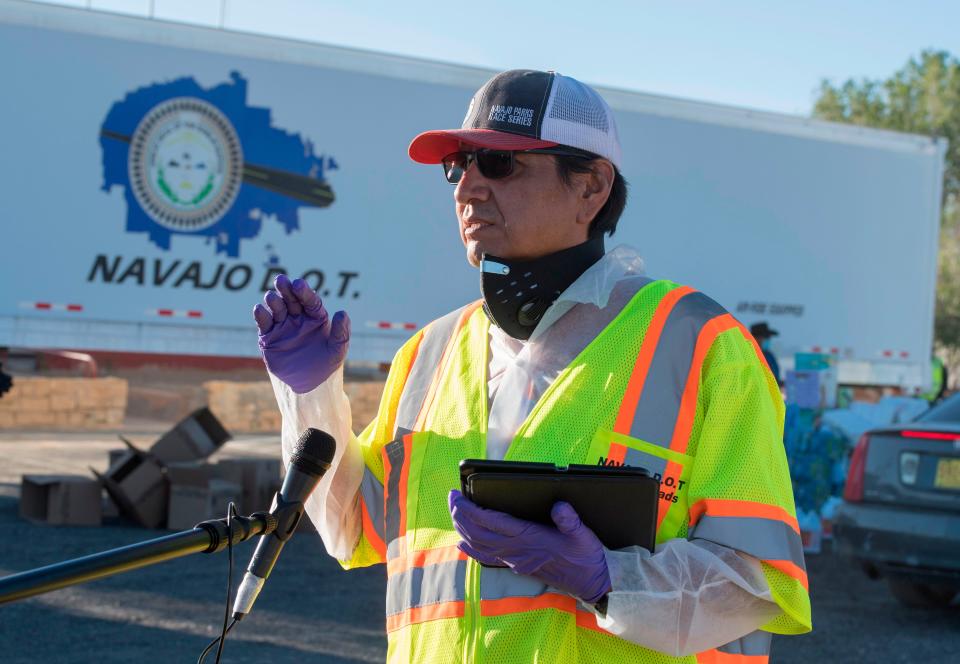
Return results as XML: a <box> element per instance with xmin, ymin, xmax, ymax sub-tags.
<box><xmin>269</xmin><ymin>245</ymin><xmax>783</xmax><ymax>657</ymax></box>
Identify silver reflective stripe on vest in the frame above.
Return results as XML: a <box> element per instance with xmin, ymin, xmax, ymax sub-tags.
<box><xmin>479</xmin><ymin>566</ymin><xmax>551</xmax><ymax>600</ymax></box>
<box><xmin>690</xmin><ymin>515</ymin><xmax>806</xmax><ymax>570</ymax></box>
<box><xmin>394</xmin><ymin>305</ymin><xmax>468</xmax><ymax>433</ymax></box>
<box><xmin>386</xmin><ymin>536</ymin><xmax>404</xmax><ymax>561</ymax></box>
<box><xmin>386</xmin><ymin>559</ymin><xmax>467</xmax><ymax>616</ymax></box>
<box><xmin>623</xmin><ymin>447</ymin><xmax>668</xmax><ymax>478</ymax></box>
<box><xmin>716</xmin><ymin>629</ymin><xmax>772</xmax><ymax>656</ymax></box>
<box><xmin>628</xmin><ymin>291</ymin><xmax>727</xmax><ymax>447</ymax></box>
<box><xmin>360</xmin><ymin>466</ymin><xmax>386</xmax><ymax>543</ymax></box>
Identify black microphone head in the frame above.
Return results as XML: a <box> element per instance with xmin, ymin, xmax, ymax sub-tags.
<box><xmin>290</xmin><ymin>428</ymin><xmax>336</xmax><ymax>477</ymax></box>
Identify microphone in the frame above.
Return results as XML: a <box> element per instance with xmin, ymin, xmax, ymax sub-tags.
<box><xmin>232</xmin><ymin>427</ymin><xmax>336</xmax><ymax>620</ymax></box>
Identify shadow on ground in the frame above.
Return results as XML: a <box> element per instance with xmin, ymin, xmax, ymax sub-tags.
<box><xmin>2</xmin><ymin>490</ymin><xmax>959</xmax><ymax>662</ymax></box>
<box><xmin>0</xmin><ymin>494</ymin><xmax>387</xmax><ymax>663</ymax></box>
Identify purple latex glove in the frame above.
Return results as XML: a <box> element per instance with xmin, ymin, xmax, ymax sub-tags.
<box><xmin>448</xmin><ymin>490</ymin><xmax>611</xmax><ymax>604</ymax></box>
<box><xmin>253</xmin><ymin>274</ymin><xmax>351</xmax><ymax>394</ymax></box>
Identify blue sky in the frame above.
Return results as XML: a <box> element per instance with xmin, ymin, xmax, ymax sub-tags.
<box><xmin>35</xmin><ymin>0</ymin><xmax>960</xmax><ymax>115</ymax></box>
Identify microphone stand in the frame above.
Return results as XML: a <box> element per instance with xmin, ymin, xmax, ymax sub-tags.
<box><xmin>0</xmin><ymin>511</ymin><xmax>278</xmax><ymax>606</ymax></box>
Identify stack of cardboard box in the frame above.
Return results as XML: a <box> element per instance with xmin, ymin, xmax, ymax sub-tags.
<box><xmin>165</xmin><ymin>457</ymin><xmax>281</xmax><ymax>530</ymax></box>
<box><xmin>20</xmin><ymin>476</ymin><xmax>103</xmax><ymax>526</ymax></box>
<box><xmin>19</xmin><ymin>408</ymin><xmax>282</xmax><ymax>530</ymax></box>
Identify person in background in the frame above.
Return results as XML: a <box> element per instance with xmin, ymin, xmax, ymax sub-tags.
<box><xmin>920</xmin><ymin>355</ymin><xmax>948</xmax><ymax>403</ymax></box>
<box><xmin>751</xmin><ymin>322</ymin><xmax>782</xmax><ymax>385</ymax></box>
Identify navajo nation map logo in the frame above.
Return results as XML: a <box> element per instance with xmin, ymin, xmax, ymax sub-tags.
<box><xmin>100</xmin><ymin>72</ymin><xmax>337</xmax><ymax>257</ymax></box>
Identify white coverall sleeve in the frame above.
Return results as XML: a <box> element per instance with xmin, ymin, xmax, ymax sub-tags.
<box><xmin>595</xmin><ymin>538</ymin><xmax>782</xmax><ymax>657</ymax></box>
<box><xmin>270</xmin><ymin>367</ymin><xmax>364</xmax><ymax>560</ymax></box>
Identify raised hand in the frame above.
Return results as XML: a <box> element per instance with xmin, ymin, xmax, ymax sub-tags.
<box><xmin>253</xmin><ymin>274</ymin><xmax>351</xmax><ymax>394</ymax></box>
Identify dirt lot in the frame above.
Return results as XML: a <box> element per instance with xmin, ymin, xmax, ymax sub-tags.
<box><xmin>0</xmin><ymin>430</ymin><xmax>958</xmax><ymax>662</ymax></box>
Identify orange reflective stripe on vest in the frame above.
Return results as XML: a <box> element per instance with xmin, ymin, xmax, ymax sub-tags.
<box><xmin>383</xmin><ymin>433</ymin><xmax>413</xmax><ymax>559</ymax></box>
<box><xmin>385</xmin><ymin>556</ymin><xmax>468</xmax><ymax>632</ymax></box>
<box><xmin>358</xmin><ymin>467</ymin><xmax>387</xmax><ymax>560</ymax></box>
<box><xmin>369</xmin><ymin>280</ymin><xmax>806</xmax><ymax>661</ymax></box>
<box><xmin>395</xmin><ymin>304</ymin><xmax>476</xmax><ymax>435</ymax></box>
<box><xmin>476</xmin><ymin>567</ymin><xmax>613</xmax><ymax>636</ymax></box>
<box><xmin>387</xmin><ymin>543</ymin><xmax>466</xmax><ymax>577</ymax></box>
<box><xmin>696</xmin><ymin>629</ymin><xmax>771</xmax><ymax>663</ymax></box>
<box><xmin>613</xmin><ymin>285</ymin><xmax>695</xmax><ymax>436</ymax></box>
<box><xmin>670</xmin><ymin>311</ymin><xmax>740</xmax><ymax>455</ymax></box>
<box><xmin>609</xmin><ymin>287</ymin><xmax>731</xmax><ymax>532</ymax></box>
<box><xmin>689</xmin><ymin>499</ymin><xmax>808</xmax><ymax>591</ymax></box>
<box><xmin>413</xmin><ymin>301</ymin><xmax>482</xmax><ymax>432</ymax></box>
<box><xmin>620</xmin><ymin>290</ymin><xmax>726</xmax><ymax>446</ymax></box>
<box><xmin>696</xmin><ymin>650</ymin><xmax>768</xmax><ymax>664</ymax></box>
<box><xmin>355</xmin><ymin>305</ymin><xmax>462</xmax><ymax>563</ymax></box>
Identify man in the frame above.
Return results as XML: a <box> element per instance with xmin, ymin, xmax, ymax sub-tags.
<box><xmin>749</xmin><ymin>322</ymin><xmax>782</xmax><ymax>385</ymax></box>
<box><xmin>254</xmin><ymin>70</ymin><xmax>811</xmax><ymax>663</ymax></box>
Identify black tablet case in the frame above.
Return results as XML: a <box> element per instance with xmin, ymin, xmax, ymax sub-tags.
<box><xmin>460</xmin><ymin>460</ymin><xmax>659</xmax><ymax>551</ymax></box>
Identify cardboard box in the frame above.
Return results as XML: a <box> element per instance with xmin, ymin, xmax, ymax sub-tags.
<box><xmin>167</xmin><ymin>476</ymin><xmax>243</xmax><ymax>531</ymax></box>
<box><xmin>216</xmin><ymin>457</ymin><xmax>282</xmax><ymax>514</ymax></box>
<box><xmin>20</xmin><ymin>475</ymin><xmax>102</xmax><ymax>526</ymax></box>
<box><xmin>108</xmin><ymin>448</ymin><xmax>127</xmax><ymax>468</ymax></box>
<box><xmin>102</xmin><ymin>493</ymin><xmax>120</xmax><ymax>520</ymax></box>
<box><xmin>789</xmin><ymin>353</ymin><xmax>839</xmax><ymax>409</ymax></box>
<box><xmin>786</xmin><ymin>370</ymin><xmax>824</xmax><ymax>409</ymax></box>
<box><xmin>150</xmin><ymin>407</ymin><xmax>231</xmax><ymax>464</ymax></box>
<box><xmin>165</xmin><ymin>461</ymin><xmax>213</xmax><ymax>486</ymax></box>
<box><xmin>97</xmin><ymin>449</ymin><xmax>168</xmax><ymax>529</ymax></box>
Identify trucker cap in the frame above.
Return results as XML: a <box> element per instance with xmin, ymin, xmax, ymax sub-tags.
<box><xmin>750</xmin><ymin>322</ymin><xmax>779</xmax><ymax>339</ymax></box>
<box><xmin>408</xmin><ymin>69</ymin><xmax>622</xmax><ymax>169</ymax></box>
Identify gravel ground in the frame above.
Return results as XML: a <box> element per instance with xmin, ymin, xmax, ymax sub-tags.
<box><xmin>775</xmin><ymin>547</ymin><xmax>959</xmax><ymax>663</ymax></box>
<box><xmin>0</xmin><ymin>488</ymin><xmax>388</xmax><ymax>663</ymax></box>
<box><xmin>0</xmin><ymin>433</ymin><xmax>958</xmax><ymax>662</ymax></box>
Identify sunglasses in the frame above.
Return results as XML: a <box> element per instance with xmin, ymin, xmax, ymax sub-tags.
<box><xmin>441</xmin><ymin>148</ymin><xmax>593</xmax><ymax>184</ymax></box>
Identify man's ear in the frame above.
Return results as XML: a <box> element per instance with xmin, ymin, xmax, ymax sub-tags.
<box><xmin>576</xmin><ymin>159</ymin><xmax>615</xmax><ymax>227</ymax></box>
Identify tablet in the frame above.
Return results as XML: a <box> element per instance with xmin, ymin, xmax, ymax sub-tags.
<box><xmin>459</xmin><ymin>459</ymin><xmax>659</xmax><ymax>551</ymax></box>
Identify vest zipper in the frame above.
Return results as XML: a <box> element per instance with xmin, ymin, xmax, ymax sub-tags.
<box><xmin>463</xmin><ymin>306</ymin><xmax>487</xmax><ymax>664</ymax></box>
<box><xmin>462</xmin><ymin>558</ymin><xmax>482</xmax><ymax>663</ymax></box>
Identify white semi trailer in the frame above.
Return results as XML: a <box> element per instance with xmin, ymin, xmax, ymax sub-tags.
<box><xmin>0</xmin><ymin>0</ymin><xmax>946</xmax><ymax>388</ymax></box>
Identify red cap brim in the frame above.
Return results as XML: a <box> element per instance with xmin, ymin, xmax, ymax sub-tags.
<box><xmin>408</xmin><ymin>129</ymin><xmax>558</xmax><ymax>164</ymax></box>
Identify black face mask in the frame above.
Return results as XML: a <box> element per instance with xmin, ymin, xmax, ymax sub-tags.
<box><xmin>480</xmin><ymin>237</ymin><xmax>605</xmax><ymax>340</ymax></box>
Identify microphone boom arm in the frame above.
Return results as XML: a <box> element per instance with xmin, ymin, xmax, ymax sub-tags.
<box><xmin>0</xmin><ymin>511</ymin><xmax>277</xmax><ymax>606</ymax></box>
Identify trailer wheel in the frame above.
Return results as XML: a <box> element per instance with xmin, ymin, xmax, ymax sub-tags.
<box><xmin>887</xmin><ymin>577</ymin><xmax>957</xmax><ymax>608</ymax></box>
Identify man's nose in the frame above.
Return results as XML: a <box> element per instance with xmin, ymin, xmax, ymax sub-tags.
<box><xmin>454</xmin><ymin>160</ymin><xmax>491</xmax><ymax>205</ymax></box>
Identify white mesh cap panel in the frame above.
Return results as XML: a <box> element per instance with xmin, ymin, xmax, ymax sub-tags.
<box><xmin>542</xmin><ymin>74</ymin><xmax>622</xmax><ymax>168</ymax></box>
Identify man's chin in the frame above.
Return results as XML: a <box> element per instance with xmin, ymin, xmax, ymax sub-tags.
<box><xmin>465</xmin><ymin>242</ymin><xmax>483</xmax><ymax>268</ymax></box>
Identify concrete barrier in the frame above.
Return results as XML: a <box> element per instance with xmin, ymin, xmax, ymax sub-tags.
<box><xmin>0</xmin><ymin>376</ymin><xmax>127</xmax><ymax>429</ymax></box>
<box><xmin>203</xmin><ymin>380</ymin><xmax>385</xmax><ymax>434</ymax></box>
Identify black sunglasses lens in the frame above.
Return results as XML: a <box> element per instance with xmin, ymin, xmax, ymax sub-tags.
<box><xmin>476</xmin><ymin>151</ymin><xmax>513</xmax><ymax>179</ymax></box>
<box><xmin>442</xmin><ymin>150</ymin><xmax>514</xmax><ymax>183</ymax></box>
<box><xmin>442</xmin><ymin>153</ymin><xmax>466</xmax><ymax>184</ymax></box>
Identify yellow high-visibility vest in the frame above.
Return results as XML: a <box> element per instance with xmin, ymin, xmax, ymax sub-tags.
<box><xmin>921</xmin><ymin>357</ymin><xmax>946</xmax><ymax>403</ymax></box>
<box><xmin>342</xmin><ymin>280</ymin><xmax>812</xmax><ymax>663</ymax></box>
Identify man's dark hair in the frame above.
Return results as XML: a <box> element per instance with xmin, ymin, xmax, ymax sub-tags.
<box><xmin>554</xmin><ymin>155</ymin><xmax>628</xmax><ymax>238</ymax></box>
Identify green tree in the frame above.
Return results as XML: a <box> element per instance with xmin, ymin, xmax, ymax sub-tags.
<box><xmin>813</xmin><ymin>50</ymin><xmax>960</xmax><ymax>364</ymax></box>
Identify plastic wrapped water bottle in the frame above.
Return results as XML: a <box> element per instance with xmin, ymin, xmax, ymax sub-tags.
<box><xmin>798</xmin><ymin>509</ymin><xmax>823</xmax><ymax>554</ymax></box>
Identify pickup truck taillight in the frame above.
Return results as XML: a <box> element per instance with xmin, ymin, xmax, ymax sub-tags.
<box><xmin>843</xmin><ymin>433</ymin><xmax>870</xmax><ymax>502</ymax></box>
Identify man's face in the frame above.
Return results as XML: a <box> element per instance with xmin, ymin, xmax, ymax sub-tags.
<box><xmin>453</xmin><ymin>151</ymin><xmax>588</xmax><ymax>267</ymax></box>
